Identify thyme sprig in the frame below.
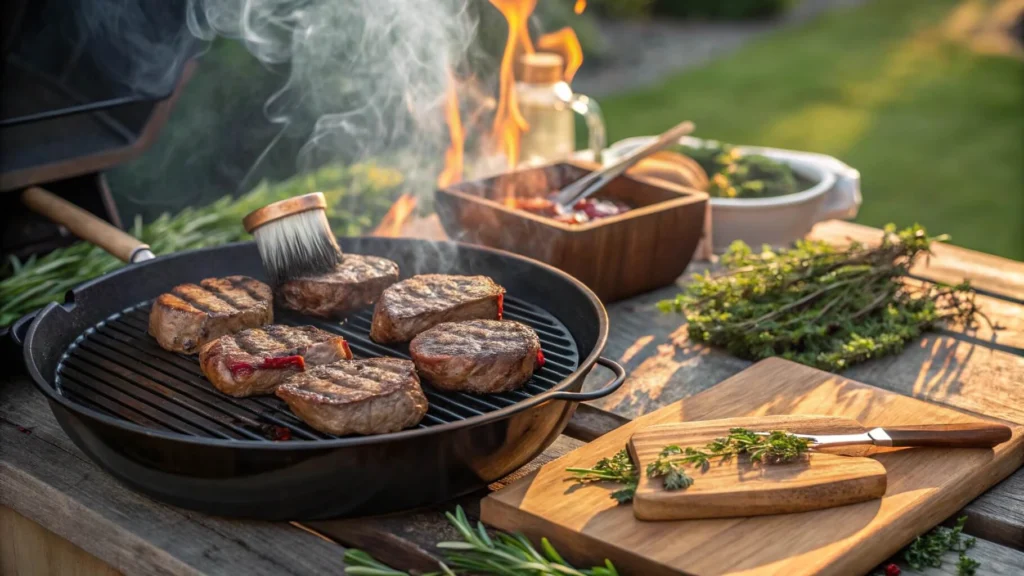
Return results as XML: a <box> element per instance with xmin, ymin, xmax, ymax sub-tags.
<box><xmin>647</xmin><ymin>428</ymin><xmax>810</xmax><ymax>491</ymax></box>
<box><xmin>658</xmin><ymin>224</ymin><xmax>989</xmax><ymax>372</ymax></box>
<box><xmin>904</xmin><ymin>516</ymin><xmax>977</xmax><ymax>572</ymax></box>
<box><xmin>565</xmin><ymin>448</ymin><xmax>639</xmax><ymax>504</ymax></box>
<box><xmin>343</xmin><ymin>505</ymin><xmax>619</xmax><ymax>576</ymax></box>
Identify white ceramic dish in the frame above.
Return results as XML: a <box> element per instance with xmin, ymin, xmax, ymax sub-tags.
<box><xmin>606</xmin><ymin>136</ymin><xmax>861</xmax><ymax>253</ymax></box>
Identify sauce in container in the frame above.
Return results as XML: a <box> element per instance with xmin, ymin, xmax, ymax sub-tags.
<box><xmin>511</xmin><ymin>196</ymin><xmax>631</xmax><ymax>225</ymax></box>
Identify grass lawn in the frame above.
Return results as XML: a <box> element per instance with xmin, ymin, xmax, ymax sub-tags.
<box><xmin>597</xmin><ymin>0</ymin><xmax>1024</xmax><ymax>260</ymax></box>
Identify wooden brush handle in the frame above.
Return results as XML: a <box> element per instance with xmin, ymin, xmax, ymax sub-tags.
<box><xmin>22</xmin><ymin>186</ymin><xmax>152</xmax><ymax>263</ymax></box>
<box><xmin>881</xmin><ymin>423</ymin><xmax>1012</xmax><ymax>448</ymax></box>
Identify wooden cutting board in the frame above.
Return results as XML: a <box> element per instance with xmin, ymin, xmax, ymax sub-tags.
<box><xmin>480</xmin><ymin>358</ymin><xmax>1024</xmax><ymax>576</ymax></box>
<box><xmin>628</xmin><ymin>417</ymin><xmax>888</xmax><ymax>521</ymax></box>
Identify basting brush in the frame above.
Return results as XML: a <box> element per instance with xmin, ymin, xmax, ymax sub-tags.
<box><xmin>243</xmin><ymin>192</ymin><xmax>343</xmax><ymax>284</ymax></box>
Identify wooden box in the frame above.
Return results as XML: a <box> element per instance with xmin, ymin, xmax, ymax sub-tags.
<box><xmin>435</xmin><ymin>162</ymin><xmax>708</xmax><ymax>302</ymax></box>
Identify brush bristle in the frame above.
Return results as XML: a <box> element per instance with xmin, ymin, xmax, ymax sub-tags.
<box><xmin>252</xmin><ymin>209</ymin><xmax>342</xmax><ymax>284</ymax></box>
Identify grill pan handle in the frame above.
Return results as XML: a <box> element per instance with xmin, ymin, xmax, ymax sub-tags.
<box><xmin>547</xmin><ymin>357</ymin><xmax>626</xmax><ymax>401</ymax></box>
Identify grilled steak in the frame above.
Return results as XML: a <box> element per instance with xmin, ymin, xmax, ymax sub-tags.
<box><xmin>276</xmin><ymin>358</ymin><xmax>428</xmax><ymax>435</ymax></box>
<box><xmin>370</xmin><ymin>274</ymin><xmax>505</xmax><ymax>344</ymax></box>
<box><xmin>199</xmin><ymin>325</ymin><xmax>352</xmax><ymax>397</ymax></box>
<box><xmin>277</xmin><ymin>254</ymin><xmax>399</xmax><ymax>318</ymax></box>
<box><xmin>409</xmin><ymin>320</ymin><xmax>543</xmax><ymax>394</ymax></box>
<box><xmin>149</xmin><ymin>276</ymin><xmax>272</xmax><ymax>354</ymax></box>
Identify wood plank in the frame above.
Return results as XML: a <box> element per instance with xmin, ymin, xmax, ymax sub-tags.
<box><xmin>1</xmin><ymin>504</ymin><xmax>122</xmax><ymax>576</ymax></box>
<box><xmin>0</xmin><ymin>376</ymin><xmax>346</xmax><ymax>576</ymax></box>
<box><xmin>960</xmin><ymin>469</ymin><xmax>1024</xmax><ymax>550</ymax></box>
<box><xmin>807</xmin><ymin>220</ymin><xmax>1024</xmax><ymax>300</ymax></box>
<box><xmin>483</xmin><ymin>358</ymin><xmax>1024</xmax><ymax>576</ymax></box>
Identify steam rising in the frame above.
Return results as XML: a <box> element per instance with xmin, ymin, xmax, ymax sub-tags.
<box><xmin>188</xmin><ymin>0</ymin><xmax>478</xmax><ymax>188</ymax></box>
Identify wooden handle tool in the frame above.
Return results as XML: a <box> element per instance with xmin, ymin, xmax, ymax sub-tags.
<box><xmin>22</xmin><ymin>186</ymin><xmax>154</xmax><ymax>263</ymax></box>
<box><xmin>870</xmin><ymin>423</ymin><xmax>1012</xmax><ymax>448</ymax></box>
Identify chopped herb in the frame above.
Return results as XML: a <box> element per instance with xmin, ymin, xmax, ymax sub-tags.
<box><xmin>646</xmin><ymin>428</ymin><xmax>810</xmax><ymax>490</ymax></box>
<box><xmin>566</xmin><ymin>447</ymin><xmax>639</xmax><ymax>504</ymax></box>
<box><xmin>903</xmin><ymin>516</ymin><xmax>977</xmax><ymax>572</ymax></box>
<box><xmin>957</xmin><ymin>553</ymin><xmax>980</xmax><ymax>576</ymax></box>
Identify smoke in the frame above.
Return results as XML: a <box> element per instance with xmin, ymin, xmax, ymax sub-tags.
<box><xmin>73</xmin><ymin>0</ymin><xmax>199</xmax><ymax>98</ymax></box>
<box><xmin>187</xmin><ymin>0</ymin><xmax>478</xmax><ymax>191</ymax></box>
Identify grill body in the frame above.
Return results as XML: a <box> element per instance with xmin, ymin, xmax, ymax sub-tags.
<box><xmin>24</xmin><ymin>237</ymin><xmax>615</xmax><ymax>519</ymax></box>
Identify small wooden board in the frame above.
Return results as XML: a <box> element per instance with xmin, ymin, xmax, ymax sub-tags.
<box><xmin>628</xmin><ymin>417</ymin><xmax>888</xmax><ymax>521</ymax></box>
<box><xmin>481</xmin><ymin>358</ymin><xmax>1024</xmax><ymax>576</ymax></box>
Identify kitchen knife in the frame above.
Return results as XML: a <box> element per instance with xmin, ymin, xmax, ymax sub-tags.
<box><xmin>776</xmin><ymin>423</ymin><xmax>1012</xmax><ymax>449</ymax></box>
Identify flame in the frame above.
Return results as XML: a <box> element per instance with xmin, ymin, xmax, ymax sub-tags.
<box><xmin>437</xmin><ymin>71</ymin><xmax>464</xmax><ymax>188</ymax></box>
<box><xmin>537</xmin><ymin>27</ymin><xmax>584</xmax><ymax>82</ymax></box>
<box><xmin>434</xmin><ymin>0</ymin><xmax>586</xmax><ymax>188</ymax></box>
<box><xmin>373</xmin><ymin>193</ymin><xmax>418</xmax><ymax>237</ymax></box>
<box><xmin>488</xmin><ymin>0</ymin><xmax>537</xmax><ymax>169</ymax></box>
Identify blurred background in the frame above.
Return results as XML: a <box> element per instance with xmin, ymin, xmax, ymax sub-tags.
<box><xmin>104</xmin><ymin>0</ymin><xmax>1023</xmax><ymax>259</ymax></box>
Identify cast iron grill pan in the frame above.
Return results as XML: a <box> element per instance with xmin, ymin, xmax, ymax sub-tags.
<box><xmin>24</xmin><ymin>238</ymin><xmax>621</xmax><ymax>518</ymax></box>
<box><xmin>55</xmin><ymin>298</ymin><xmax>579</xmax><ymax>442</ymax></box>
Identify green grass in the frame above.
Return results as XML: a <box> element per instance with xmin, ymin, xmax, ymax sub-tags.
<box><xmin>597</xmin><ymin>0</ymin><xmax>1024</xmax><ymax>260</ymax></box>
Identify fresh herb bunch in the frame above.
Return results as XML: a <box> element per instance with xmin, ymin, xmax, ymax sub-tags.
<box><xmin>343</xmin><ymin>505</ymin><xmax>619</xmax><ymax>576</ymax></box>
<box><xmin>904</xmin><ymin>516</ymin><xmax>977</xmax><ymax>572</ymax></box>
<box><xmin>0</xmin><ymin>163</ymin><xmax>403</xmax><ymax>327</ymax></box>
<box><xmin>658</xmin><ymin>224</ymin><xmax>986</xmax><ymax>372</ymax></box>
<box><xmin>566</xmin><ymin>448</ymin><xmax>639</xmax><ymax>504</ymax></box>
<box><xmin>648</xmin><ymin>428</ymin><xmax>810</xmax><ymax>490</ymax></box>
<box><xmin>674</xmin><ymin>141</ymin><xmax>800</xmax><ymax>199</ymax></box>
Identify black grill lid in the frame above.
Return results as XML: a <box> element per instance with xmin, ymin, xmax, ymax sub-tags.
<box><xmin>0</xmin><ymin>0</ymin><xmax>200</xmax><ymax>190</ymax></box>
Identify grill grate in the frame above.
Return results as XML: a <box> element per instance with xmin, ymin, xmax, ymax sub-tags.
<box><xmin>54</xmin><ymin>297</ymin><xmax>580</xmax><ymax>442</ymax></box>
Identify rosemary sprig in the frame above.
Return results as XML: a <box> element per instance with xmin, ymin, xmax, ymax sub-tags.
<box><xmin>565</xmin><ymin>448</ymin><xmax>639</xmax><ymax>504</ymax></box>
<box><xmin>647</xmin><ymin>428</ymin><xmax>810</xmax><ymax>490</ymax></box>
<box><xmin>658</xmin><ymin>224</ymin><xmax>989</xmax><ymax>372</ymax></box>
<box><xmin>343</xmin><ymin>505</ymin><xmax>619</xmax><ymax>576</ymax></box>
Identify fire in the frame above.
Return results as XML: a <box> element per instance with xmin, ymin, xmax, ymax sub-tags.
<box><xmin>372</xmin><ymin>193</ymin><xmax>417</xmax><ymax>237</ymax></box>
<box><xmin>433</xmin><ymin>0</ymin><xmax>586</xmax><ymax>189</ymax></box>
<box><xmin>487</xmin><ymin>0</ymin><xmax>537</xmax><ymax>170</ymax></box>
<box><xmin>436</xmin><ymin>71</ymin><xmax>464</xmax><ymax>188</ymax></box>
<box><xmin>537</xmin><ymin>28</ymin><xmax>584</xmax><ymax>82</ymax></box>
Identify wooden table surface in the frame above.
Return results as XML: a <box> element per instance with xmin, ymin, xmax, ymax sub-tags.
<box><xmin>2</xmin><ymin>220</ymin><xmax>1022</xmax><ymax>575</ymax></box>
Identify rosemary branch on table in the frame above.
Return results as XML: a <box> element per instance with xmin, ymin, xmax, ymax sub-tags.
<box><xmin>657</xmin><ymin>224</ymin><xmax>989</xmax><ymax>372</ymax></box>
<box><xmin>342</xmin><ymin>505</ymin><xmax>619</xmax><ymax>576</ymax></box>
<box><xmin>0</xmin><ymin>163</ymin><xmax>403</xmax><ymax>327</ymax></box>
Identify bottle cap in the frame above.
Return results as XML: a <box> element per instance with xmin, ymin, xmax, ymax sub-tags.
<box><xmin>518</xmin><ymin>53</ymin><xmax>564</xmax><ymax>84</ymax></box>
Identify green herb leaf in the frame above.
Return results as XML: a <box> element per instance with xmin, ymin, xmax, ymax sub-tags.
<box><xmin>657</xmin><ymin>224</ymin><xmax>987</xmax><ymax>372</ymax></box>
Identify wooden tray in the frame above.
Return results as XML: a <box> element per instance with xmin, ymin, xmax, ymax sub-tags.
<box><xmin>435</xmin><ymin>161</ymin><xmax>708</xmax><ymax>302</ymax></box>
<box><xmin>481</xmin><ymin>358</ymin><xmax>1024</xmax><ymax>576</ymax></box>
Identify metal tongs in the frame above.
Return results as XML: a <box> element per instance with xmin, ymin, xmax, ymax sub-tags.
<box><xmin>552</xmin><ymin>120</ymin><xmax>695</xmax><ymax>208</ymax></box>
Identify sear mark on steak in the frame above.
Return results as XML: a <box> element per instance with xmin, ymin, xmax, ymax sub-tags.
<box><xmin>409</xmin><ymin>319</ymin><xmax>542</xmax><ymax>394</ymax></box>
<box><xmin>277</xmin><ymin>254</ymin><xmax>399</xmax><ymax>318</ymax></box>
<box><xmin>276</xmin><ymin>358</ymin><xmax>428</xmax><ymax>435</ymax></box>
<box><xmin>199</xmin><ymin>325</ymin><xmax>352</xmax><ymax>397</ymax></box>
<box><xmin>149</xmin><ymin>276</ymin><xmax>272</xmax><ymax>354</ymax></box>
<box><xmin>370</xmin><ymin>274</ymin><xmax>505</xmax><ymax>344</ymax></box>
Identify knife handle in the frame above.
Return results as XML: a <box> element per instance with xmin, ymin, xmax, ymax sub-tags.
<box><xmin>877</xmin><ymin>424</ymin><xmax>1012</xmax><ymax>448</ymax></box>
